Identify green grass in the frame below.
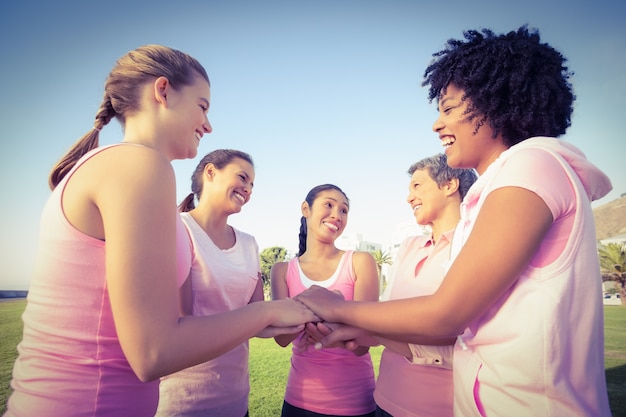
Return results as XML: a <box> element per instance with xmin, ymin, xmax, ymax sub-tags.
<box><xmin>1</xmin><ymin>299</ymin><xmax>624</xmax><ymax>416</ymax></box>
<box><xmin>0</xmin><ymin>299</ymin><xmax>25</xmax><ymax>414</ymax></box>
<box><xmin>605</xmin><ymin>305</ymin><xmax>626</xmax><ymax>416</ymax></box>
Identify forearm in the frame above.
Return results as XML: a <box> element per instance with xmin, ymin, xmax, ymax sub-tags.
<box><xmin>351</xmin><ymin>345</ymin><xmax>369</xmax><ymax>356</ymax></box>
<box><xmin>374</xmin><ymin>334</ymin><xmax>456</xmax><ymax>359</ymax></box>
<box><xmin>333</xmin><ymin>297</ymin><xmax>462</xmax><ymax>339</ymax></box>
<box><xmin>274</xmin><ymin>332</ymin><xmax>300</xmax><ymax>347</ymax></box>
<box><xmin>373</xmin><ymin>329</ymin><xmax>458</xmax><ymax>345</ymax></box>
<box><xmin>124</xmin><ymin>301</ymin><xmax>273</xmax><ymax>381</ymax></box>
<box><xmin>374</xmin><ymin>336</ymin><xmax>411</xmax><ymax>359</ymax></box>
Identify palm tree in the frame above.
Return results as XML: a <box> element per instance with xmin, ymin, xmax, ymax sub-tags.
<box><xmin>370</xmin><ymin>249</ymin><xmax>393</xmax><ymax>295</ymax></box>
<box><xmin>598</xmin><ymin>242</ymin><xmax>626</xmax><ymax>304</ymax></box>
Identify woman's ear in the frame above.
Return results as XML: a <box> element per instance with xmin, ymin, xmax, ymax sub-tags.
<box><xmin>301</xmin><ymin>201</ymin><xmax>310</xmax><ymax>217</ymax></box>
<box><xmin>203</xmin><ymin>163</ymin><xmax>217</xmax><ymax>182</ymax></box>
<box><xmin>444</xmin><ymin>177</ymin><xmax>460</xmax><ymax>197</ymax></box>
<box><xmin>153</xmin><ymin>76</ymin><xmax>170</xmax><ymax>105</ymax></box>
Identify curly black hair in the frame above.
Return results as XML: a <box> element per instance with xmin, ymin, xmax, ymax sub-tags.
<box><xmin>422</xmin><ymin>25</ymin><xmax>575</xmax><ymax>147</ymax></box>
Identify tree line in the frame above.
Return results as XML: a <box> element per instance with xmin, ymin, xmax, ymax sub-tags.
<box><xmin>258</xmin><ymin>243</ymin><xmax>626</xmax><ymax>305</ymax></box>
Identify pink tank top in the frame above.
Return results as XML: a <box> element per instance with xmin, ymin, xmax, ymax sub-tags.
<box><xmin>283</xmin><ymin>251</ymin><xmax>376</xmax><ymax>415</ymax></box>
<box><xmin>5</xmin><ymin>144</ymin><xmax>191</xmax><ymax>417</ymax></box>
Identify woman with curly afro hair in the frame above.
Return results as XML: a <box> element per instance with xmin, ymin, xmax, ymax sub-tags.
<box><xmin>296</xmin><ymin>26</ymin><xmax>613</xmax><ymax>416</ymax></box>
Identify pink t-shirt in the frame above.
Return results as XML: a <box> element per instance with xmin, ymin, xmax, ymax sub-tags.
<box><xmin>375</xmin><ymin>232</ymin><xmax>454</xmax><ymax>417</ymax></box>
<box><xmin>156</xmin><ymin>212</ymin><xmax>261</xmax><ymax>417</ymax></box>
<box><xmin>450</xmin><ymin>138</ymin><xmax>612</xmax><ymax>417</ymax></box>
<box><xmin>284</xmin><ymin>251</ymin><xmax>376</xmax><ymax>416</ymax></box>
<box><xmin>5</xmin><ymin>144</ymin><xmax>191</xmax><ymax>417</ymax></box>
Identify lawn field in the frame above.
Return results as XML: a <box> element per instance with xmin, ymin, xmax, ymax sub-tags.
<box><xmin>1</xmin><ymin>299</ymin><xmax>624</xmax><ymax>416</ymax></box>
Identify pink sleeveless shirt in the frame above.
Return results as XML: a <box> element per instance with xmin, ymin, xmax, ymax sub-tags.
<box><xmin>283</xmin><ymin>251</ymin><xmax>376</xmax><ymax>415</ymax></box>
<box><xmin>5</xmin><ymin>144</ymin><xmax>191</xmax><ymax>417</ymax></box>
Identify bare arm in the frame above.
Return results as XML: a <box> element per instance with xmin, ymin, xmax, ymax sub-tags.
<box><xmin>94</xmin><ymin>147</ymin><xmax>316</xmax><ymax>381</ymax></box>
<box><xmin>297</xmin><ymin>187</ymin><xmax>553</xmax><ymax>346</ymax></box>
<box><xmin>270</xmin><ymin>262</ymin><xmax>302</xmax><ymax>347</ymax></box>
<box><xmin>308</xmin><ymin>250</ymin><xmax>454</xmax><ymax>354</ymax></box>
<box><xmin>306</xmin><ymin>322</ymin><xmax>454</xmax><ymax>357</ymax></box>
<box><xmin>351</xmin><ymin>251</ymin><xmax>380</xmax><ymax>303</ymax></box>
<box><xmin>349</xmin><ymin>251</ymin><xmax>380</xmax><ymax>355</ymax></box>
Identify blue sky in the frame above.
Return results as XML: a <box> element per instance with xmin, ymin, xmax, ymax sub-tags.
<box><xmin>1</xmin><ymin>0</ymin><xmax>625</xmax><ymax>290</ymax></box>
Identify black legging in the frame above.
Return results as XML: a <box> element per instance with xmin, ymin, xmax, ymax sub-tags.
<box><xmin>281</xmin><ymin>401</ymin><xmax>376</xmax><ymax>417</ymax></box>
<box><xmin>374</xmin><ymin>406</ymin><xmax>393</xmax><ymax>417</ymax></box>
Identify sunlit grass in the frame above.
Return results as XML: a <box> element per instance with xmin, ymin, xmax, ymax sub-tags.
<box><xmin>0</xmin><ymin>300</ymin><xmax>25</xmax><ymax>414</ymax></box>
<box><xmin>604</xmin><ymin>305</ymin><xmax>626</xmax><ymax>416</ymax></box>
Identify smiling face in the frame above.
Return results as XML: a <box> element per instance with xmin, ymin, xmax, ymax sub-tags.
<box><xmin>406</xmin><ymin>168</ymin><xmax>449</xmax><ymax>227</ymax></box>
<box><xmin>205</xmin><ymin>157</ymin><xmax>255</xmax><ymax>214</ymax></box>
<box><xmin>303</xmin><ymin>189</ymin><xmax>349</xmax><ymax>243</ymax></box>
<box><xmin>163</xmin><ymin>75</ymin><xmax>213</xmax><ymax>160</ymax></box>
<box><xmin>431</xmin><ymin>83</ymin><xmax>507</xmax><ymax>175</ymax></box>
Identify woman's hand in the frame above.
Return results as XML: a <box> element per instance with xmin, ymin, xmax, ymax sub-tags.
<box><xmin>294</xmin><ymin>285</ymin><xmax>346</xmax><ymax>322</ymax></box>
<box><xmin>267</xmin><ymin>298</ymin><xmax>319</xmax><ymax>327</ymax></box>
<box><xmin>255</xmin><ymin>325</ymin><xmax>305</xmax><ymax>339</ymax></box>
<box><xmin>304</xmin><ymin>321</ymin><xmax>375</xmax><ymax>352</ymax></box>
<box><xmin>255</xmin><ymin>298</ymin><xmax>317</xmax><ymax>339</ymax></box>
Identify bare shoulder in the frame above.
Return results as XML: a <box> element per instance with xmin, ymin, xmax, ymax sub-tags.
<box><xmin>270</xmin><ymin>261</ymin><xmax>290</xmax><ymax>300</ymax></box>
<box><xmin>89</xmin><ymin>145</ymin><xmax>175</xmax><ymax>199</ymax></box>
<box><xmin>352</xmin><ymin>251</ymin><xmax>376</xmax><ymax>265</ymax></box>
<box><xmin>270</xmin><ymin>261</ymin><xmax>289</xmax><ymax>279</ymax></box>
<box><xmin>351</xmin><ymin>251</ymin><xmax>378</xmax><ymax>275</ymax></box>
<box><xmin>98</xmin><ymin>144</ymin><xmax>173</xmax><ymax>176</ymax></box>
<box><xmin>351</xmin><ymin>251</ymin><xmax>379</xmax><ymax>300</ymax></box>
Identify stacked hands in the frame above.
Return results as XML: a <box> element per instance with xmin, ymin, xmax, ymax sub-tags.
<box><xmin>254</xmin><ymin>286</ymin><xmax>359</xmax><ymax>349</ymax></box>
<box><xmin>291</xmin><ymin>285</ymin><xmax>372</xmax><ymax>353</ymax></box>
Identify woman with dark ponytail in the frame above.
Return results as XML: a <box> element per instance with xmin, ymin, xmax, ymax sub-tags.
<box><xmin>271</xmin><ymin>184</ymin><xmax>379</xmax><ymax>417</ymax></box>
<box><xmin>156</xmin><ymin>149</ymin><xmax>264</xmax><ymax>417</ymax></box>
<box><xmin>5</xmin><ymin>46</ymin><xmax>316</xmax><ymax>417</ymax></box>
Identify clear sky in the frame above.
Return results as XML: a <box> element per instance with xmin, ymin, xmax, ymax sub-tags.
<box><xmin>1</xmin><ymin>0</ymin><xmax>625</xmax><ymax>290</ymax></box>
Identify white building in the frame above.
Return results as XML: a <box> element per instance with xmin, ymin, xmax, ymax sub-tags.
<box><xmin>377</xmin><ymin>221</ymin><xmax>429</xmax><ymax>284</ymax></box>
<box><xmin>336</xmin><ymin>233</ymin><xmax>381</xmax><ymax>253</ymax></box>
<box><xmin>600</xmin><ymin>233</ymin><xmax>626</xmax><ymax>246</ymax></box>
